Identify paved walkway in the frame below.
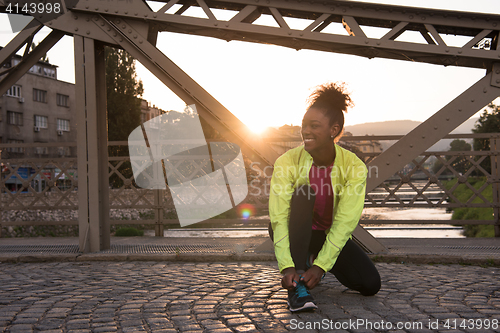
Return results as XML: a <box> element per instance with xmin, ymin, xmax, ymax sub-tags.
<box><xmin>0</xmin><ymin>261</ymin><xmax>499</xmax><ymax>333</ymax></box>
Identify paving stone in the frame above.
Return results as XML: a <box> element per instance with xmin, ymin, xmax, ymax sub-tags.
<box><xmin>0</xmin><ymin>262</ymin><xmax>498</xmax><ymax>333</ymax></box>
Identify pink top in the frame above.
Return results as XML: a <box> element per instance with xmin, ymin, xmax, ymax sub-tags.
<box><xmin>309</xmin><ymin>163</ymin><xmax>334</xmax><ymax>230</ymax></box>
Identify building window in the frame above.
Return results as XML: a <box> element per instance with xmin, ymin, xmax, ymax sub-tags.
<box><xmin>57</xmin><ymin>119</ymin><xmax>70</xmax><ymax>131</ymax></box>
<box><xmin>5</xmin><ymin>85</ymin><xmax>22</xmax><ymax>98</ymax></box>
<box><xmin>34</xmin><ymin>115</ymin><xmax>48</xmax><ymax>128</ymax></box>
<box><xmin>7</xmin><ymin>111</ymin><xmax>23</xmax><ymax>126</ymax></box>
<box><xmin>33</xmin><ymin>88</ymin><xmax>47</xmax><ymax>103</ymax></box>
<box><xmin>44</xmin><ymin>67</ymin><xmax>56</xmax><ymax>78</ymax></box>
<box><xmin>7</xmin><ymin>139</ymin><xmax>24</xmax><ymax>153</ymax></box>
<box><xmin>35</xmin><ymin>146</ymin><xmax>49</xmax><ymax>155</ymax></box>
<box><xmin>56</xmin><ymin>94</ymin><xmax>69</xmax><ymax>107</ymax></box>
<box><xmin>29</xmin><ymin>65</ymin><xmax>42</xmax><ymax>75</ymax></box>
<box><xmin>58</xmin><ymin>147</ymin><xmax>70</xmax><ymax>156</ymax></box>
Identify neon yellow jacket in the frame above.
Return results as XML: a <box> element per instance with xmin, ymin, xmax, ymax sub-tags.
<box><xmin>269</xmin><ymin>144</ymin><xmax>367</xmax><ymax>273</ymax></box>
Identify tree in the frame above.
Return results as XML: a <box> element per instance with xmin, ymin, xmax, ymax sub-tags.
<box><xmin>105</xmin><ymin>46</ymin><xmax>144</xmax><ymax>141</ymax></box>
<box><xmin>432</xmin><ymin>139</ymin><xmax>472</xmax><ymax>176</ymax></box>
<box><xmin>105</xmin><ymin>47</ymin><xmax>144</xmax><ymax>188</ymax></box>
<box><xmin>472</xmin><ymin>103</ymin><xmax>500</xmax><ymax>174</ymax></box>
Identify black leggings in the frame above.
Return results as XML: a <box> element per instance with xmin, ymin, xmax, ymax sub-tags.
<box><xmin>269</xmin><ymin>185</ymin><xmax>381</xmax><ymax>296</ymax></box>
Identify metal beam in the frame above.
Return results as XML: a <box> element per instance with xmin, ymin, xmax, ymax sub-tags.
<box><xmin>0</xmin><ymin>20</ymin><xmax>42</xmax><ymax>69</ymax></box>
<box><xmin>75</xmin><ymin>36</ymin><xmax>110</xmax><ymax>252</ymax></box>
<box><xmin>65</xmin><ymin>0</ymin><xmax>500</xmax><ymax>69</ymax></box>
<box><xmin>366</xmin><ymin>63</ymin><xmax>500</xmax><ymax>193</ymax></box>
<box><xmin>0</xmin><ymin>29</ymin><xmax>64</xmax><ymax>96</ymax></box>
<box><xmin>90</xmin><ymin>15</ymin><xmax>279</xmax><ymax>172</ymax></box>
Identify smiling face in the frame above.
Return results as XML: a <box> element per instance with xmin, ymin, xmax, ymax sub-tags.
<box><xmin>301</xmin><ymin>107</ymin><xmax>340</xmax><ymax>157</ymax></box>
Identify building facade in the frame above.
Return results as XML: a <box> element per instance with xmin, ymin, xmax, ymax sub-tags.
<box><xmin>1</xmin><ymin>53</ymin><xmax>76</xmax><ymax>159</ymax></box>
<box><xmin>1</xmin><ymin>52</ymin><xmax>76</xmax><ymax>192</ymax></box>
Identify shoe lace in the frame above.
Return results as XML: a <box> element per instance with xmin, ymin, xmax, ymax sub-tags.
<box><xmin>295</xmin><ymin>281</ymin><xmax>310</xmax><ymax>298</ymax></box>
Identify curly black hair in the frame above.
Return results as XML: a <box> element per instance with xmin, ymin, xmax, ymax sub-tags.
<box><xmin>306</xmin><ymin>82</ymin><xmax>354</xmax><ymax>139</ymax></box>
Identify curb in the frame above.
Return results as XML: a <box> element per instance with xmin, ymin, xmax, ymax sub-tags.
<box><xmin>1</xmin><ymin>252</ymin><xmax>500</xmax><ymax>266</ymax></box>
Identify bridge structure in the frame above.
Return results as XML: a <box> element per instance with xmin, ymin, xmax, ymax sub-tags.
<box><xmin>0</xmin><ymin>0</ymin><xmax>499</xmax><ymax>253</ymax></box>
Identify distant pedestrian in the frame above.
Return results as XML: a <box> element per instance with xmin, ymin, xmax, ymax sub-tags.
<box><xmin>268</xmin><ymin>82</ymin><xmax>381</xmax><ymax>312</ymax></box>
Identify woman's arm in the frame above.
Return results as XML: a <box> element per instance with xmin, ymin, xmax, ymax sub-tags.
<box><xmin>269</xmin><ymin>155</ymin><xmax>297</xmax><ymax>273</ymax></box>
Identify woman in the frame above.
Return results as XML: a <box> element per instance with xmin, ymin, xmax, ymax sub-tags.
<box><xmin>269</xmin><ymin>82</ymin><xmax>381</xmax><ymax>312</ymax></box>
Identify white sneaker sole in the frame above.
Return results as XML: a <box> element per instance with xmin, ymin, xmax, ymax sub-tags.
<box><xmin>287</xmin><ymin>301</ymin><xmax>318</xmax><ymax>312</ymax></box>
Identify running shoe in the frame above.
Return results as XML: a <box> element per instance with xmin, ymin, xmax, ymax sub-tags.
<box><xmin>287</xmin><ymin>280</ymin><xmax>317</xmax><ymax>312</ymax></box>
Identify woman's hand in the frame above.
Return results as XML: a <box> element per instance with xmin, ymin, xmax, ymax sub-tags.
<box><xmin>281</xmin><ymin>267</ymin><xmax>300</xmax><ymax>290</ymax></box>
<box><xmin>301</xmin><ymin>265</ymin><xmax>325</xmax><ymax>290</ymax></box>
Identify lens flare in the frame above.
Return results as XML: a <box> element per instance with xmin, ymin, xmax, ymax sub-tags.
<box><xmin>237</xmin><ymin>203</ymin><xmax>256</xmax><ymax>220</ymax></box>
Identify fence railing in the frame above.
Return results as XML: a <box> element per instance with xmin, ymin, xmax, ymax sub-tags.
<box><xmin>1</xmin><ymin>134</ymin><xmax>499</xmax><ymax>236</ymax></box>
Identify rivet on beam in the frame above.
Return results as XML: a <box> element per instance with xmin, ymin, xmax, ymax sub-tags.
<box><xmin>153</xmin><ymin>14</ymin><xmax>157</xmax><ymax>18</ymax></box>
<box><xmin>446</xmin><ymin>118</ymin><xmax>450</xmax><ymax>121</ymax></box>
<box><xmin>124</xmin><ymin>11</ymin><xmax>128</xmax><ymax>14</ymax></box>
<box><xmin>471</xmin><ymin>99</ymin><xmax>475</xmax><ymax>102</ymax></box>
<box><xmin>116</xmin><ymin>19</ymin><xmax>121</xmax><ymax>24</ymax></box>
<box><xmin>135</xmin><ymin>13</ymin><xmax>138</xmax><ymax>16</ymax></box>
<box><xmin>86</xmin><ymin>31</ymin><xmax>90</xmax><ymax>35</ymax></box>
<box><xmin>75</xmin><ymin>27</ymin><xmax>79</xmax><ymax>31</ymax></box>
<box><xmin>434</xmin><ymin>126</ymin><xmax>438</xmax><ymax>130</ymax></box>
<box><xmin>409</xmin><ymin>145</ymin><xmax>413</xmax><ymax>148</ymax></box>
<box><xmin>128</xmin><ymin>29</ymin><xmax>132</xmax><ymax>33</ymax></box>
<box><xmin>105</xmin><ymin>9</ymin><xmax>108</xmax><ymax>12</ymax></box>
<box><xmin>484</xmin><ymin>89</ymin><xmax>488</xmax><ymax>93</ymax></box>
<box><xmin>85</xmin><ymin>5</ymin><xmax>89</xmax><ymax>9</ymax></box>
<box><xmin>386</xmin><ymin>162</ymin><xmax>390</xmax><ymax>165</ymax></box>
<box><xmin>73</xmin><ymin>15</ymin><xmax>78</xmax><ymax>19</ymax></box>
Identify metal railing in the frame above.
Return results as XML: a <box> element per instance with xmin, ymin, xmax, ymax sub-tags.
<box><xmin>1</xmin><ymin>134</ymin><xmax>499</xmax><ymax>236</ymax></box>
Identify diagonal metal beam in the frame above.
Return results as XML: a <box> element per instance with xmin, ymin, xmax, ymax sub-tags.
<box><xmin>90</xmin><ymin>15</ymin><xmax>279</xmax><ymax>174</ymax></box>
<box><xmin>366</xmin><ymin>63</ymin><xmax>500</xmax><ymax>193</ymax></box>
<box><xmin>0</xmin><ymin>20</ymin><xmax>42</xmax><ymax>69</ymax></box>
<box><xmin>0</xmin><ymin>29</ymin><xmax>64</xmax><ymax>96</ymax></box>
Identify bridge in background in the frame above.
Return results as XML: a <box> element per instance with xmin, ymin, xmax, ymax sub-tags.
<box><xmin>0</xmin><ymin>0</ymin><xmax>499</xmax><ymax>253</ymax></box>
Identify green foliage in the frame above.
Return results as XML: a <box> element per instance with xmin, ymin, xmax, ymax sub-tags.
<box><xmin>472</xmin><ymin>103</ymin><xmax>500</xmax><ymax>174</ymax></box>
<box><xmin>105</xmin><ymin>47</ymin><xmax>144</xmax><ymax>188</ymax></box>
<box><xmin>114</xmin><ymin>227</ymin><xmax>144</xmax><ymax>236</ymax></box>
<box><xmin>106</xmin><ymin>46</ymin><xmax>144</xmax><ymax>141</ymax></box>
<box><xmin>443</xmin><ymin>177</ymin><xmax>494</xmax><ymax>237</ymax></box>
<box><xmin>432</xmin><ymin>139</ymin><xmax>472</xmax><ymax>175</ymax></box>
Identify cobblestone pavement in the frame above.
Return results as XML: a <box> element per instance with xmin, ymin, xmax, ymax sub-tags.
<box><xmin>0</xmin><ymin>262</ymin><xmax>499</xmax><ymax>333</ymax></box>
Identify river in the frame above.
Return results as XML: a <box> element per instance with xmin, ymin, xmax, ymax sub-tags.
<box><xmin>144</xmin><ymin>207</ymin><xmax>464</xmax><ymax>238</ymax></box>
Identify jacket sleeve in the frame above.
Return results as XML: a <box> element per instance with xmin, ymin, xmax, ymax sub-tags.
<box><xmin>313</xmin><ymin>156</ymin><xmax>367</xmax><ymax>272</ymax></box>
<box><xmin>269</xmin><ymin>155</ymin><xmax>296</xmax><ymax>273</ymax></box>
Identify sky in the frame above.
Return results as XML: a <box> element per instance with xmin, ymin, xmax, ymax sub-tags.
<box><xmin>1</xmin><ymin>0</ymin><xmax>500</xmax><ymax>133</ymax></box>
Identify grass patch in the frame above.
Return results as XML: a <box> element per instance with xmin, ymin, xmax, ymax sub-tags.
<box><xmin>114</xmin><ymin>227</ymin><xmax>144</xmax><ymax>236</ymax></box>
<box><xmin>443</xmin><ymin>177</ymin><xmax>495</xmax><ymax>237</ymax></box>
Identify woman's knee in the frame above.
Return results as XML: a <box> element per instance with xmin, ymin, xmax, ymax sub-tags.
<box><xmin>359</xmin><ymin>273</ymin><xmax>381</xmax><ymax>296</ymax></box>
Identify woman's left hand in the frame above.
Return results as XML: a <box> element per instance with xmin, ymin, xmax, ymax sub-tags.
<box><xmin>301</xmin><ymin>265</ymin><xmax>325</xmax><ymax>289</ymax></box>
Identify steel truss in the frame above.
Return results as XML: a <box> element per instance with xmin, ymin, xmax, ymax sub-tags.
<box><xmin>1</xmin><ymin>0</ymin><xmax>500</xmax><ymax>252</ymax></box>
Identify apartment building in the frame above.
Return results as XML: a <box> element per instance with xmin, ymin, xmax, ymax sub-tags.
<box><xmin>1</xmin><ymin>51</ymin><xmax>76</xmax><ymax>192</ymax></box>
<box><xmin>1</xmin><ymin>52</ymin><xmax>76</xmax><ymax>159</ymax></box>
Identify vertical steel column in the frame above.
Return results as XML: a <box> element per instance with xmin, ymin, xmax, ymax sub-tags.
<box><xmin>154</xmin><ymin>189</ymin><xmax>164</xmax><ymax>237</ymax></box>
<box><xmin>491</xmin><ymin>137</ymin><xmax>500</xmax><ymax>237</ymax></box>
<box><xmin>75</xmin><ymin>36</ymin><xmax>110</xmax><ymax>252</ymax></box>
